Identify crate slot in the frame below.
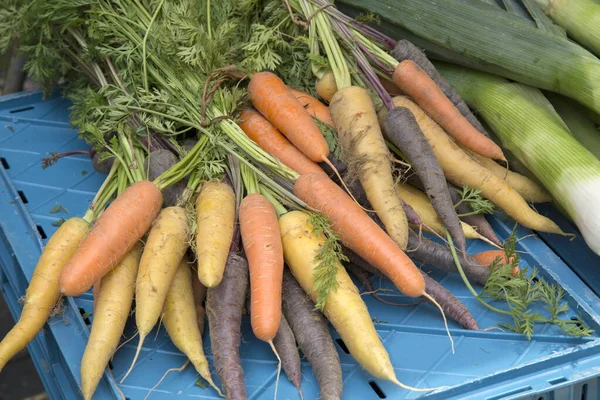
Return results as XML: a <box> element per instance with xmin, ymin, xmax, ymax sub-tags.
<box><xmin>9</xmin><ymin>106</ymin><xmax>34</xmax><ymax>114</ymax></box>
<box><xmin>78</xmin><ymin>307</ymin><xmax>91</xmax><ymax>325</ymax></box>
<box><xmin>0</xmin><ymin>157</ymin><xmax>9</xmax><ymax>169</ymax></box>
<box><xmin>36</xmin><ymin>225</ymin><xmax>47</xmax><ymax>239</ymax></box>
<box><xmin>548</xmin><ymin>377</ymin><xmax>568</xmax><ymax>385</ymax></box>
<box><xmin>368</xmin><ymin>381</ymin><xmax>386</xmax><ymax>399</ymax></box>
<box><xmin>335</xmin><ymin>338</ymin><xmax>349</xmax><ymax>354</ymax></box>
<box><xmin>17</xmin><ymin>190</ymin><xmax>28</xmax><ymax>204</ymax></box>
<box><xmin>486</xmin><ymin>386</ymin><xmax>532</xmax><ymax>400</ymax></box>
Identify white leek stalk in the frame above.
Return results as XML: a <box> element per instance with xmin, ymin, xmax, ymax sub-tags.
<box><xmin>438</xmin><ymin>62</ymin><xmax>600</xmax><ymax>255</ymax></box>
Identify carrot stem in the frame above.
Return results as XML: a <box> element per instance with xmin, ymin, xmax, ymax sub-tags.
<box><xmin>446</xmin><ymin>232</ymin><xmax>511</xmax><ymax>316</ymax></box>
<box><xmin>260</xmin><ymin>186</ymin><xmax>287</xmax><ymax>217</ymax></box>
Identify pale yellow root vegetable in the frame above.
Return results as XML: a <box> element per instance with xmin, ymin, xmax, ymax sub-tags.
<box><xmin>162</xmin><ymin>259</ymin><xmax>222</xmax><ymax>395</ymax></box>
<box><xmin>316</xmin><ymin>71</ymin><xmax>338</xmax><ymax>103</ymax></box>
<box><xmin>122</xmin><ymin>206</ymin><xmax>190</xmax><ymax>383</ymax></box>
<box><xmin>460</xmin><ymin>146</ymin><xmax>552</xmax><ymax>203</ymax></box>
<box><xmin>279</xmin><ymin>210</ymin><xmax>432</xmax><ymax>392</ymax></box>
<box><xmin>390</xmin><ymin>96</ymin><xmax>564</xmax><ymax>235</ymax></box>
<box><xmin>195</xmin><ymin>181</ymin><xmax>235</xmax><ymax>287</ymax></box>
<box><xmin>81</xmin><ymin>243</ymin><xmax>143</xmax><ymax>400</ymax></box>
<box><xmin>331</xmin><ymin>86</ymin><xmax>409</xmax><ymax>249</ymax></box>
<box><xmin>0</xmin><ymin>217</ymin><xmax>89</xmax><ymax>372</ymax></box>
<box><xmin>396</xmin><ymin>182</ymin><xmax>499</xmax><ymax>247</ymax></box>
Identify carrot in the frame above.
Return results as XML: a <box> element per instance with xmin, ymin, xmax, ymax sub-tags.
<box><xmin>461</xmin><ymin>147</ymin><xmax>552</xmax><ymax>203</ymax></box>
<box><xmin>191</xmin><ymin>270</ymin><xmax>207</xmax><ymax>335</ymax></box>
<box><xmin>279</xmin><ymin>210</ymin><xmax>430</xmax><ymax>391</ymax></box>
<box><xmin>347</xmin><ymin>251</ymin><xmax>479</xmax><ymax>330</ymax></box>
<box><xmin>206</xmin><ymin>253</ymin><xmax>248</xmax><ymax>400</ymax></box>
<box><xmin>390</xmin><ymin>40</ymin><xmax>491</xmax><ymax>138</ymax></box>
<box><xmin>315</xmin><ymin>71</ymin><xmax>338</xmax><ymax>103</ymax></box>
<box><xmin>390</xmin><ymin>96</ymin><xmax>564</xmax><ymax>235</ymax></box>
<box><xmin>81</xmin><ymin>244</ymin><xmax>142</xmax><ymax>400</ymax></box>
<box><xmin>381</xmin><ymin>106</ymin><xmax>466</xmax><ymax>252</ymax></box>
<box><xmin>330</xmin><ymin>86</ymin><xmax>409</xmax><ymax>250</ymax></box>
<box><xmin>293</xmin><ymin>173</ymin><xmax>425</xmax><ymax>298</ymax></box>
<box><xmin>238</xmin><ymin>108</ymin><xmax>323</xmax><ymax>175</ymax></box>
<box><xmin>122</xmin><ymin>206</ymin><xmax>189</xmax><ymax>382</ymax></box>
<box><xmin>395</xmin><ymin>181</ymin><xmax>497</xmax><ymax>246</ymax></box>
<box><xmin>288</xmin><ymin>86</ymin><xmax>334</xmax><ymax>126</ymax></box>
<box><xmin>249</xmin><ymin>72</ymin><xmax>330</xmax><ymax>164</ymax></box>
<box><xmin>406</xmin><ymin>231</ymin><xmax>491</xmax><ymax>286</ymax></box>
<box><xmin>239</xmin><ymin>193</ymin><xmax>284</xmax><ymax>342</ymax></box>
<box><xmin>405</xmin><ymin>173</ymin><xmax>503</xmax><ymax>247</ymax></box>
<box><xmin>421</xmin><ymin>274</ymin><xmax>480</xmax><ymax>331</ymax></box>
<box><xmin>162</xmin><ymin>259</ymin><xmax>221</xmax><ymax>395</ymax></box>
<box><xmin>145</xmin><ymin>149</ymin><xmax>189</xmax><ymax>207</ymax></box>
<box><xmin>59</xmin><ymin>180</ymin><xmax>163</xmax><ymax>296</ymax></box>
<box><xmin>473</xmin><ymin>250</ymin><xmax>519</xmax><ymax>277</ymax></box>
<box><xmin>0</xmin><ymin>217</ymin><xmax>90</xmax><ymax>371</ymax></box>
<box><xmin>195</xmin><ymin>180</ymin><xmax>236</xmax><ymax>288</ymax></box>
<box><xmin>392</xmin><ymin>60</ymin><xmax>505</xmax><ymax>161</ymax></box>
<box><xmin>245</xmin><ymin>296</ymin><xmax>302</xmax><ymax>395</ymax></box>
<box><xmin>281</xmin><ymin>269</ymin><xmax>342</xmax><ymax>400</ymax></box>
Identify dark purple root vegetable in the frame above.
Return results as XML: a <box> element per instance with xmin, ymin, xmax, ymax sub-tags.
<box><xmin>383</xmin><ymin>107</ymin><xmax>466</xmax><ymax>253</ymax></box>
<box><xmin>281</xmin><ymin>270</ymin><xmax>343</xmax><ymax>400</ymax></box>
<box><xmin>391</xmin><ymin>40</ymin><xmax>490</xmax><ymax>138</ymax></box>
<box><xmin>421</xmin><ymin>274</ymin><xmax>479</xmax><ymax>330</ymax></box>
<box><xmin>92</xmin><ymin>151</ymin><xmax>115</xmax><ymax>174</ymax></box>
<box><xmin>144</xmin><ymin>149</ymin><xmax>189</xmax><ymax>207</ymax></box>
<box><xmin>407</xmin><ymin>230</ymin><xmax>490</xmax><ymax>286</ymax></box>
<box><xmin>448</xmin><ymin>184</ymin><xmax>503</xmax><ymax>247</ymax></box>
<box><xmin>182</xmin><ymin>138</ymin><xmax>198</xmax><ymax>152</ymax></box>
<box><xmin>347</xmin><ymin>256</ymin><xmax>479</xmax><ymax>330</ymax></box>
<box><xmin>206</xmin><ymin>253</ymin><xmax>248</xmax><ymax>400</ymax></box>
<box><xmin>405</xmin><ymin>173</ymin><xmax>502</xmax><ymax>247</ymax></box>
<box><xmin>245</xmin><ymin>296</ymin><xmax>302</xmax><ymax>394</ymax></box>
<box><xmin>402</xmin><ymin>200</ymin><xmax>423</xmax><ymax>227</ymax></box>
<box><xmin>345</xmin><ymin>262</ymin><xmax>419</xmax><ymax>307</ymax></box>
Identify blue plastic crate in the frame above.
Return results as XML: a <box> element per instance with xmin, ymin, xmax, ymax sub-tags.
<box><xmin>2</xmin><ymin>90</ymin><xmax>600</xmax><ymax>400</ymax></box>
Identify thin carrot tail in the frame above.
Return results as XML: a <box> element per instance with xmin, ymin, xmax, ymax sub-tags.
<box><xmin>422</xmin><ymin>292</ymin><xmax>454</xmax><ymax>354</ymax></box>
<box><xmin>268</xmin><ymin>340</ymin><xmax>281</xmax><ymax>400</ymax></box>
<box><xmin>321</xmin><ymin>157</ymin><xmax>372</xmax><ymax>213</ymax></box>
<box><xmin>143</xmin><ymin>360</ymin><xmax>190</xmax><ymax>400</ymax></box>
<box><xmin>120</xmin><ymin>333</ymin><xmax>146</xmax><ymax>383</ymax></box>
<box><xmin>391</xmin><ymin>377</ymin><xmax>448</xmax><ymax>393</ymax></box>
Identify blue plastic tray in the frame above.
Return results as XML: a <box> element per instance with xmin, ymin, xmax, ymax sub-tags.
<box><xmin>2</xmin><ymin>90</ymin><xmax>600</xmax><ymax>400</ymax></box>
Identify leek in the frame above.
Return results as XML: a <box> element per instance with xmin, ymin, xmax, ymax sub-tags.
<box><xmin>544</xmin><ymin>92</ymin><xmax>600</xmax><ymax>162</ymax></box>
<box><xmin>436</xmin><ymin>62</ymin><xmax>600</xmax><ymax>255</ymax></box>
<box><xmin>533</xmin><ymin>0</ymin><xmax>600</xmax><ymax>57</ymax></box>
<box><xmin>338</xmin><ymin>0</ymin><xmax>600</xmax><ymax>115</ymax></box>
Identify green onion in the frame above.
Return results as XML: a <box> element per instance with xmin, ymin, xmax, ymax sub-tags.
<box><xmin>436</xmin><ymin>62</ymin><xmax>600</xmax><ymax>255</ymax></box>
<box><xmin>533</xmin><ymin>0</ymin><xmax>600</xmax><ymax>57</ymax></box>
<box><xmin>338</xmin><ymin>0</ymin><xmax>600</xmax><ymax>115</ymax></box>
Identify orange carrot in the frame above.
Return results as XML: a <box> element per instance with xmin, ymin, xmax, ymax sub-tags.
<box><xmin>392</xmin><ymin>60</ymin><xmax>505</xmax><ymax>161</ymax></box>
<box><xmin>287</xmin><ymin>87</ymin><xmax>334</xmax><ymax>126</ymax></box>
<box><xmin>239</xmin><ymin>193</ymin><xmax>284</xmax><ymax>342</ymax></box>
<box><xmin>59</xmin><ymin>180</ymin><xmax>163</xmax><ymax>296</ymax></box>
<box><xmin>239</xmin><ymin>108</ymin><xmax>324</xmax><ymax>176</ymax></box>
<box><xmin>473</xmin><ymin>250</ymin><xmax>519</xmax><ymax>277</ymax></box>
<box><xmin>293</xmin><ymin>173</ymin><xmax>425</xmax><ymax>298</ymax></box>
<box><xmin>249</xmin><ymin>72</ymin><xmax>329</xmax><ymax>163</ymax></box>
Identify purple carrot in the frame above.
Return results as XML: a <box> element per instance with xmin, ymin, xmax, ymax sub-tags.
<box><xmin>282</xmin><ymin>270</ymin><xmax>343</xmax><ymax>400</ymax></box>
<box><xmin>206</xmin><ymin>253</ymin><xmax>248</xmax><ymax>400</ymax></box>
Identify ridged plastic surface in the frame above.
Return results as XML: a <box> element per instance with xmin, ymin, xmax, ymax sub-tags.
<box><xmin>1</xmin><ymin>91</ymin><xmax>600</xmax><ymax>400</ymax></box>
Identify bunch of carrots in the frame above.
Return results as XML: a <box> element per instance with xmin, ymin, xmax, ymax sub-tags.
<box><xmin>0</xmin><ymin>0</ymin><xmax>590</xmax><ymax>399</ymax></box>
